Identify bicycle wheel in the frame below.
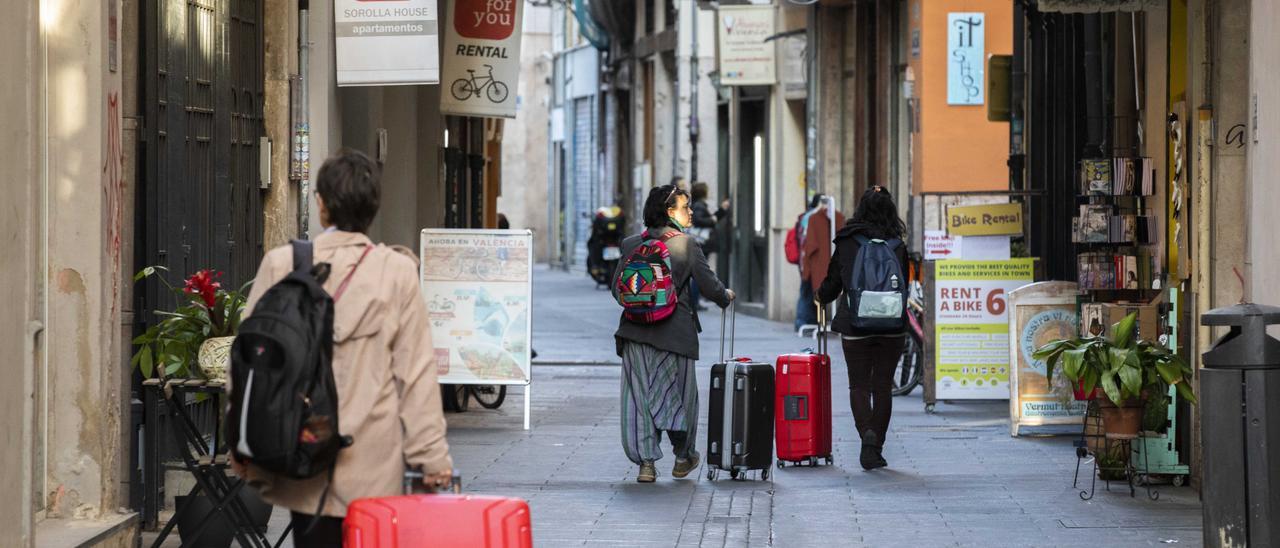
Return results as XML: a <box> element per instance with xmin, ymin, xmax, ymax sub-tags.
<box><xmin>487</xmin><ymin>80</ymin><xmax>509</xmax><ymax>103</ymax></box>
<box><xmin>451</xmin><ymin>79</ymin><xmax>474</xmax><ymax>101</ymax></box>
<box><xmin>891</xmin><ymin>332</ymin><xmax>923</xmax><ymax>396</ymax></box>
<box><xmin>443</xmin><ymin>384</ymin><xmax>470</xmax><ymax>412</ymax></box>
<box><xmin>470</xmin><ymin>385</ymin><xmax>507</xmax><ymax>409</ymax></box>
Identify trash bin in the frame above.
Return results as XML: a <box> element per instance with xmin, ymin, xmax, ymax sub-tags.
<box><xmin>1199</xmin><ymin>303</ymin><xmax>1280</xmax><ymax>548</ymax></box>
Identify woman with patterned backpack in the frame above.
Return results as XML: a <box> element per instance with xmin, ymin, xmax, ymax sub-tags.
<box><xmin>611</xmin><ymin>184</ymin><xmax>735</xmax><ymax>483</ymax></box>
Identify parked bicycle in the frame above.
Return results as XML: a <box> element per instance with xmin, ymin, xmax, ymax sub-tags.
<box><xmin>893</xmin><ymin>253</ymin><xmax>925</xmax><ymax>397</ymax></box>
<box><xmin>450</xmin><ymin>65</ymin><xmax>510</xmax><ymax>103</ymax></box>
<box><xmin>443</xmin><ymin>384</ymin><xmax>508</xmax><ymax>412</ymax></box>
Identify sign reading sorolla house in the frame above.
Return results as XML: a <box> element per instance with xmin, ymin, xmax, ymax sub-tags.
<box><xmin>934</xmin><ymin>259</ymin><xmax>1035</xmax><ymax>399</ymax></box>
<box><xmin>441</xmin><ymin>0</ymin><xmax>524</xmax><ymax>119</ymax></box>
<box><xmin>335</xmin><ymin>0</ymin><xmax>440</xmax><ymax>86</ymax></box>
<box><xmin>1007</xmin><ymin>282</ymin><xmax>1087</xmax><ymax>436</ymax></box>
<box><xmin>946</xmin><ymin>202</ymin><xmax>1022</xmax><ymax>236</ymax></box>
<box><xmin>947</xmin><ymin>12</ymin><xmax>985</xmax><ymax>105</ymax></box>
<box><xmin>717</xmin><ymin>5</ymin><xmax>776</xmax><ymax>86</ymax></box>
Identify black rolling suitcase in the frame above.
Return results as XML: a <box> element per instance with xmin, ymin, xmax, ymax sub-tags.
<box><xmin>706</xmin><ymin>302</ymin><xmax>775</xmax><ymax>481</ymax></box>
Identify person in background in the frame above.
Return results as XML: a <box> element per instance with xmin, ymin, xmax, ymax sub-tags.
<box><xmin>816</xmin><ymin>186</ymin><xmax>907</xmax><ymax>471</ymax></box>
<box><xmin>794</xmin><ymin>195</ymin><xmax>844</xmax><ymax>331</ymax></box>
<box><xmin>233</xmin><ymin>149</ymin><xmax>453</xmax><ymax>546</ymax></box>
<box><xmin>497</xmin><ymin>214</ymin><xmax>510</xmax><ymax>230</ymax></box>
<box><xmin>612</xmin><ymin>184</ymin><xmax>735</xmax><ymax>483</ymax></box>
<box><xmin>688</xmin><ymin>182</ymin><xmax>730</xmax><ymax>311</ymax></box>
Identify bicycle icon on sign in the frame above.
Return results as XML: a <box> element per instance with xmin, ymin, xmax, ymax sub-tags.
<box><xmin>451</xmin><ymin>65</ymin><xmax>510</xmax><ymax>103</ymax></box>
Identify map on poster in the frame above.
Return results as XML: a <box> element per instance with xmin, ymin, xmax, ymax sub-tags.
<box><xmin>420</xmin><ymin>229</ymin><xmax>532</xmax><ymax>385</ymax></box>
<box><xmin>934</xmin><ymin>259</ymin><xmax>1035</xmax><ymax>399</ymax></box>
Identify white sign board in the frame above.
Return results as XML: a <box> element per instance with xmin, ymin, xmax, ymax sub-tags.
<box><xmin>717</xmin><ymin>5</ymin><xmax>775</xmax><ymax>86</ymax></box>
<box><xmin>441</xmin><ymin>0</ymin><xmax>524</xmax><ymax>119</ymax></box>
<box><xmin>335</xmin><ymin>0</ymin><xmax>440</xmax><ymax>86</ymax></box>
<box><xmin>959</xmin><ymin>235</ymin><xmax>1011</xmax><ymax>261</ymax></box>
<box><xmin>924</xmin><ymin>230</ymin><xmax>958</xmax><ymax>260</ymax></box>
<box><xmin>947</xmin><ymin>12</ymin><xmax>985</xmax><ymax>105</ymax></box>
<box><xmin>934</xmin><ymin>259</ymin><xmax>1035</xmax><ymax>400</ymax></box>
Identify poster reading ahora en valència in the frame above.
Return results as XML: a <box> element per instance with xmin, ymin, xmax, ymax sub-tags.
<box><xmin>934</xmin><ymin>259</ymin><xmax>1035</xmax><ymax>399</ymax></box>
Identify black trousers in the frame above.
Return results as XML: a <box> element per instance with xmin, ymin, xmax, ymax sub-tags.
<box><xmin>841</xmin><ymin>336</ymin><xmax>907</xmax><ymax>445</ymax></box>
<box><xmin>290</xmin><ymin>512</ymin><xmax>344</xmax><ymax>548</ymax></box>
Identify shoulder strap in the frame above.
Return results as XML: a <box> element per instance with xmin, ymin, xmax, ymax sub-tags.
<box><xmin>333</xmin><ymin>245</ymin><xmax>374</xmax><ymax>302</ymax></box>
<box><xmin>291</xmin><ymin>239</ymin><xmax>313</xmax><ymax>273</ymax></box>
<box><xmin>853</xmin><ymin>234</ymin><xmax>870</xmax><ymax>245</ymax></box>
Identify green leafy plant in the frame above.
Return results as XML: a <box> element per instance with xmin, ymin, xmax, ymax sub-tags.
<box><xmin>131</xmin><ymin>267</ymin><xmax>251</xmax><ymax>379</ymax></box>
<box><xmin>1032</xmin><ymin>312</ymin><xmax>1197</xmax><ymax>406</ymax></box>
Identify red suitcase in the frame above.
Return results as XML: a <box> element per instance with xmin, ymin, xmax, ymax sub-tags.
<box><xmin>775</xmin><ymin>307</ymin><xmax>834</xmax><ymax>467</ymax></box>
<box><xmin>344</xmin><ymin>475</ymin><xmax>533</xmax><ymax>548</ymax></box>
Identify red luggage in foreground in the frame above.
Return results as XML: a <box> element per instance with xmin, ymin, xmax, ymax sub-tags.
<box><xmin>344</xmin><ymin>475</ymin><xmax>533</xmax><ymax>548</ymax></box>
<box><xmin>775</xmin><ymin>307</ymin><xmax>834</xmax><ymax>467</ymax></box>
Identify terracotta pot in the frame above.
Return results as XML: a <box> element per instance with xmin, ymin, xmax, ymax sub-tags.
<box><xmin>1098</xmin><ymin>396</ymin><xmax>1143</xmax><ymax>439</ymax></box>
<box><xmin>198</xmin><ymin>336</ymin><xmax>235</xmax><ymax>382</ymax></box>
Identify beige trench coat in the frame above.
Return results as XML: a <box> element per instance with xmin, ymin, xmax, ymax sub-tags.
<box><xmin>236</xmin><ymin>230</ymin><xmax>452</xmax><ymax>517</ymax></box>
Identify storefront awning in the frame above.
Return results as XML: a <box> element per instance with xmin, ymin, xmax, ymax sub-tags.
<box><xmin>583</xmin><ymin>0</ymin><xmax>634</xmax><ymax>47</ymax></box>
<box><xmin>1036</xmin><ymin>0</ymin><xmax>1165</xmax><ymax>13</ymax></box>
<box><xmin>575</xmin><ymin>0</ymin><xmax>610</xmax><ymax>50</ymax></box>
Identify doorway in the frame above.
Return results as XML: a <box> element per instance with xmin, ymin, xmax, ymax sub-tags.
<box><xmin>734</xmin><ymin>94</ymin><xmax>769</xmax><ymax>305</ymax></box>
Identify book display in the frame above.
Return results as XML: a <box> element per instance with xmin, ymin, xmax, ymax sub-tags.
<box><xmin>1072</xmin><ymin>157</ymin><xmax>1163</xmax><ymax>335</ymax></box>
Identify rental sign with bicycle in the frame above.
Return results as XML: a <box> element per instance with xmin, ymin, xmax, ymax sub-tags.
<box><xmin>441</xmin><ymin>0</ymin><xmax>523</xmax><ymax>119</ymax></box>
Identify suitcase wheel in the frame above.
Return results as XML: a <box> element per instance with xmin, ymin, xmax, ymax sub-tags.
<box><xmin>706</xmin><ymin>468</ymin><xmax>717</xmax><ymax>482</ymax></box>
<box><xmin>776</xmin><ymin>461</ymin><xmax>784</xmax><ymax>469</ymax></box>
<box><xmin>761</xmin><ymin>468</ymin><xmax>770</xmax><ymax>481</ymax></box>
<box><xmin>730</xmin><ymin>470</ymin><xmax>741</xmax><ymax>481</ymax></box>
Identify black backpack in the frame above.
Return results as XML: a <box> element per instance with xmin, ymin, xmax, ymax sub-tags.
<box><xmin>227</xmin><ymin>240</ymin><xmax>356</xmax><ymax>482</ymax></box>
<box><xmin>846</xmin><ymin>235</ymin><xmax>908</xmax><ymax>333</ymax></box>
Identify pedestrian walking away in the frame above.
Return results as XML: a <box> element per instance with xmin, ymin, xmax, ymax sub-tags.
<box><xmin>231</xmin><ymin>149</ymin><xmax>454</xmax><ymax>547</ymax></box>
<box><xmin>688</xmin><ymin>182</ymin><xmax>728</xmax><ymax>311</ymax></box>
<box><xmin>612</xmin><ymin>184</ymin><xmax>735</xmax><ymax>483</ymax></box>
<box><xmin>815</xmin><ymin>185</ymin><xmax>908</xmax><ymax>471</ymax></box>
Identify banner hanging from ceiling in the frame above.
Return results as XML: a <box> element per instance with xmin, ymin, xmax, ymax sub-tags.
<box><xmin>441</xmin><ymin>0</ymin><xmax>525</xmax><ymax>119</ymax></box>
<box><xmin>335</xmin><ymin>0</ymin><xmax>440</xmax><ymax>87</ymax></box>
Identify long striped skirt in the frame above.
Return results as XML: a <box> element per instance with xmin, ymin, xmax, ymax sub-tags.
<box><xmin>620</xmin><ymin>341</ymin><xmax>699</xmax><ymax>465</ymax></box>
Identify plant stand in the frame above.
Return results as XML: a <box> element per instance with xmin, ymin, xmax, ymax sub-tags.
<box><xmin>1073</xmin><ymin>399</ymin><xmax>1160</xmax><ymax>501</ymax></box>
<box><xmin>1131</xmin><ymin>384</ymin><xmax>1190</xmax><ymax>487</ymax></box>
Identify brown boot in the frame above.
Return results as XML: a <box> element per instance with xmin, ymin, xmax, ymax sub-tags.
<box><xmin>637</xmin><ymin>461</ymin><xmax>657</xmax><ymax>483</ymax></box>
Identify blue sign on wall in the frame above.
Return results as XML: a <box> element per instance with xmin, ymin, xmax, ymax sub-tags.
<box><xmin>947</xmin><ymin>12</ymin><xmax>985</xmax><ymax>106</ymax></box>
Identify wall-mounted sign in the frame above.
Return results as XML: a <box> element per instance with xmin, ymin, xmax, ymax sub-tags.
<box><xmin>780</xmin><ymin>34</ymin><xmax>807</xmax><ymax>100</ymax></box>
<box><xmin>946</xmin><ymin>203</ymin><xmax>1022</xmax><ymax>236</ymax></box>
<box><xmin>946</xmin><ymin>12</ymin><xmax>985</xmax><ymax>105</ymax></box>
<box><xmin>716</xmin><ymin>5</ymin><xmax>775</xmax><ymax>86</ymax></box>
<box><xmin>441</xmin><ymin>0</ymin><xmax>525</xmax><ymax>119</ymax></box>
<box><xmin>335</xmin><ymin>0</ymin><xmax>440</xmax><ymax>86</ymax></box>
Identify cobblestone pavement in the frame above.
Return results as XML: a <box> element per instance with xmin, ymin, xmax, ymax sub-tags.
<box><xmin>163</xmin><ymin>266</ymin><xmax>1205</xmax><ymax>547</ymax></box>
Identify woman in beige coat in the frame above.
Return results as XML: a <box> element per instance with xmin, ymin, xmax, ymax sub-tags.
<box><xmin>233</xmin><ymin>149</ymin><xmax>452</xmax><ymax>546</ymax></box>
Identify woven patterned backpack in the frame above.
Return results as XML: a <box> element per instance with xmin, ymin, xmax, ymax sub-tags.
<box><xmin>615</xmin><ymin>231</ymin><xmax>681</xmax><ymax>323</ymax></box>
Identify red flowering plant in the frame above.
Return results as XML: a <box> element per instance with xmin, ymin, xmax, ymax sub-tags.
<box><xmin>131</xmin><ymin>266</ymin><xmax>251</xmax><ymax>379</ymax></box>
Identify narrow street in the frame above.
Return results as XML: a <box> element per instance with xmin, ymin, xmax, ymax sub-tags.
<box><xmin>442</xmin><ymin>268</ymin><xmax>1202</xmax><ymax>547</ymax></box>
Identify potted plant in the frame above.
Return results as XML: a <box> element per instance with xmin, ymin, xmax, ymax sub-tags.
<box><xmin>1032</xmin><ymin>312</ymin><xmax>1196</xmax><ymax>439</ymax></box>
<box><xmin>131</xmin><ymin>267</ymin><xmax>250</xmax><ymax>381</ymax></box>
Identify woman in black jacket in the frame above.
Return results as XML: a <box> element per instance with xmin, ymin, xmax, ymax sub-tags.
<box><xmin>816</xmin><ymin>186</ymin><xmax>909</xmax><ymax>470</ymax></box>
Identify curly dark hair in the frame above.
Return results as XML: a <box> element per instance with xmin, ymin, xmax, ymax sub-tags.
<box><xmin>849</xmin><ymin>185</ymin><xmax>906</xmax><ymax>239</ymax></box>
<box><xmin>643</xmin><ymin>184</ymin><xmax>689</xmax><ymax>229</ymax></box>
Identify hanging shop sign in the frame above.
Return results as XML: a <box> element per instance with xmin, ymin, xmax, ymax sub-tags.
<box><xmin>335</xmin><ymin>0</ymin><xmax>440</xmax><ymax>86</ymax></box>
<box><xmin>441</xmin><ymin>0</ymin><xmax>525</xmax><ymax>119</ymax></box>
<box><xmin>945</xmin><ymin>202</ymin><xmax>1023</xmax><ymax>236</ymax></box>
<box><xmin>780</xmin><ymin>33</ymin><xmax>807</xmax><ymax>100</ymax></box>
<box><xmin>934</xmin><ymin>259</ymin><xmax>1035</xmax><ymax>400</ymax></box>
<box><xmin>421</xmin><ymin>229</ymin><xmax>534</xmax><ymax>428</ymax></box>
<box><xmin>946</xmin><ymin>12</ymin><xmax>985</xmax><ymax>106</ymax></box>
<box><xmin>1008</xmin><ymin>282</ymin><xmax>1087</xmax><ymax>436</ymax></box>
<box><xmin>717</xmin><ymin>5</ymin><xmax>776</xmax><ymax>86</ymax></box>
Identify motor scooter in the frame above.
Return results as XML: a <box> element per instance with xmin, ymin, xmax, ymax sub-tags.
<box><xmin>587</xmin><ymin>205</ymin><xmax>625</xmax><ymax>288</ymax></box>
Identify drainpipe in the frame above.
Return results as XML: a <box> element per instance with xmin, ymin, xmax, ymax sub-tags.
<box><xmin>38</xmin><ymin>0</ymin><xmax>51</xmax><ymax>509</ymax></box>
<box><xmin>298</xmin><ymin>1</ymin><xmax>311</xmax><ymax>239</ymax></box>
<box><xmin>689</xmin><ymin>1</ymin><xmax>699</xmax><ymax>185</ymax></box>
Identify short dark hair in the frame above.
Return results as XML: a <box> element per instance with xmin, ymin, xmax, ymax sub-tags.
<box><xmin>316</xmin><ymin>148</ymin><xmax>381</xmax><ymax>233</ymax></box>
<box><xmin>643</xmin><ymin>184</ymin><xmax>689</xmax><ymax>229</ymax></box>
<box><xmin>691</xmin><ymin>182</ymin><xmax>709</xmax><ymax>202</ymax></box>
<box><xmin>497</xmin><ymin>214</ymin><xmax>510</xmax><ymax>230</ymax></box>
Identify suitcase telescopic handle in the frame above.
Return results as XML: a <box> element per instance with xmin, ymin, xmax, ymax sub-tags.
<box><xmin>816</xmin><ymin>300</ymin><xmax>828</xmax><ymax>355</ymax></box>
<box><xmin>404</xmin><ymin>469</ymin><xmax>463</xmax><ymax>495</ymax></box>
<box><xmin>720</xmin><ymin>299</ymin><xmax>736</xmax><ymax>363</ymax></box>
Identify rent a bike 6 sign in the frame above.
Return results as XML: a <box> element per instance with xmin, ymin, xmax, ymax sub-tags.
<box><xmin>441</xmin><ymin>0</ymin><xmax>523</xmax><ymax>119</ymax></box>
<box><xmin>934</xmin><ymin>259</ymin><xmax>1035</xmax><ymax>400</ymax></box>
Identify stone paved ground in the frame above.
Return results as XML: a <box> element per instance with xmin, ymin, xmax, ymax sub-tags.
<box><xmin>152</xmin><ymin>266</ymin><xmax>1204</xmax><ymax>547</ymax></box>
